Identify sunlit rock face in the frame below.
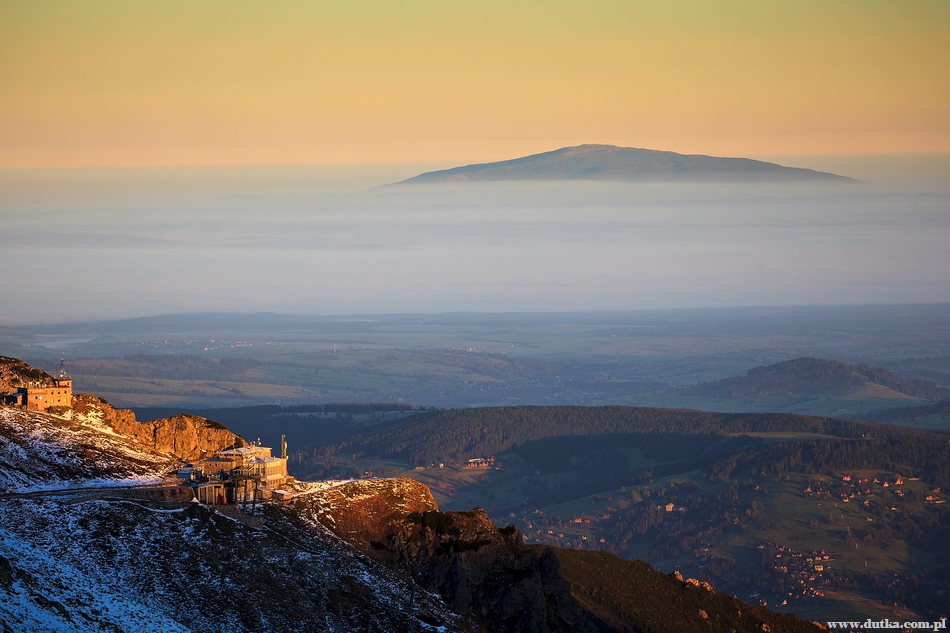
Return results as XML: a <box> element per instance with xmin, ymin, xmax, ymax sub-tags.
<box><xmin>71</xmin><ymin>394</ymin><xmax>243</xmax><ymax>462</ymax></box>
<box><xmin>301</xmin><ymin>477</ymin><xmax>596</xmax><ymax>633</ymax></box>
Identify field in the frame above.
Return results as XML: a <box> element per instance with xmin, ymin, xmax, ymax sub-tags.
<box><xmin>2</xmin><ymin>305</ymin><xmax>948</xmax><ymax>419</ymax></box>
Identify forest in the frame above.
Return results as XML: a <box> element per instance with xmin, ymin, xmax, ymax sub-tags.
<box><xmin>316</xmin><ymin>405</ymin><xmax>902</xmax><ymax>466</ymax></box>
<box><xmin>295</xmin><ymin>404</ymin><xmax>950</xmax><ymax>620</ymax></box>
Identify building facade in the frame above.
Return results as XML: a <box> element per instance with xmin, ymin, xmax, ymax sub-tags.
<box><xmin>4</xmin><ymin>378</ymin><xmax>73</xmax><ymax>412</ymax></box>
<box><xmin>191</xmin><ymin>442</ymin><xmax>290</xmax><ymax>502</ymax></box>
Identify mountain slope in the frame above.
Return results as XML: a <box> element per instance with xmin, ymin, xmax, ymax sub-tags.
<box><xmin>0</xmin><ymin>394</ymin><xmax>241</xmax><ymax>493</ymax></box>
<box><xmin>0</xmin><ymin>356</ymin><xmax>824</xmax><ymax>632</ymax></box>
<box><xmin>540</xmin><ymin>547</ymin><xmax>819</xmax><ymax>633</ymax></box>
<box><xmin>0</xmin><ymin>493</ymin><xmax>468</xmax><ymax>633</ymax></box>
<box><xmin>0</xmin><ymin>526</ymin><xmax>191</xmax><ymax>633</ymax></box>
<box><xmin>0</xmin><ymin>473</ymin><xmax>824</xmax><ymax>633</ymax></box>
<box><xmin>397</xmin><ymin>145</ymin><xmax>851</xmax><ymax>184</ymax></box>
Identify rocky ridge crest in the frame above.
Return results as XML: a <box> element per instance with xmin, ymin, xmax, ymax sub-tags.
<box><xmin>71</xmin><ymin>393</ymin><xmax>243</xmax><ymax>462</ymax></box>
<box><xmin>0</xmin><ymin>355</ymin><xmax>54</xmax><ymax>392</ymax></box>
<box><xmin>300</xmin><ymin>478</ymin><xmax>595</xmax><ymax>632</ymax></box>
<box><xmin>299</xmin><ymin>478</ymin><xmax>823</xmax><ymax>633</ymax></box>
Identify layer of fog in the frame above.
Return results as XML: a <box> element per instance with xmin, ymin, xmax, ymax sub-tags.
<box><xmin>0</xmin><ymin>167</ymin><xmax>947</xmax><ymax>325</ymax></box>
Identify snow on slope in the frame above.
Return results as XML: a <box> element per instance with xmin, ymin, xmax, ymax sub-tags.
<box><xmin>0</xmin><ymin>395</ymin><xmax>469</xmax><ymax>632</ymax></box>
<box><xmin>0</xmin><ymin>526</ymin><xmax>191</xmax><ymax>633</ymax></box>
<box><xmin>0</xmin><ymin>406</ymin><xmax>173</xmax><ymax>493</ymax></box>
<box><xmin>0</xmin><ymin>497</ymin><xmax>467</xmax><ymax>633</ymax></box>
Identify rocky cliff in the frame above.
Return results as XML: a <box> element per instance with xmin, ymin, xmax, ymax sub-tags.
<box><xmin>298</xmin><ymin>478</ymin><xmax>594</xmax><ymax>633</ymax></box>
<box><xmin>299</xmin><ymin>478</ymin><xmax>823</xmax><ymax>633</ymax></box>
<box><xmin>392</xmin><ymin>509</ymin><xmax>596</xmax><ymax>633</ymax></box>
<box><xmin>71</xmin><ymin>394</ymin><xmax>243</xmax><ymax>462</ymax></box>
<box><xmin>0</xmin><ymin>355</ymin><xmax>54</xmax><ymax>393</ymax></box>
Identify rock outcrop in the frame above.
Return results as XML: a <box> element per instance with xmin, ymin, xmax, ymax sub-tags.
<box><xmin>300</xmin><ymin>479</ymin><xmax>597</xmax><ymax>633</ymax></box>
<box><xmin>72</xmin><ymin>394</ymin><xmax>243</xmax><ymax>462</ymax></box>
<box><xmin>300</xmin><ymin>478</ymin><xmax>439</xmax><ymax>553</ymax></box>
<box><xmin>391</xmin><ymin>509</ymin><xmax>596</xmax><ymax>633</ymax></box>
<box><xmin>2</xmin><ymin>357</ymin><xmax>243</xmax><ymax>463</ymax></box>
<box><xmin>300</xmin><ymin>478</ymin><xmax>823</xmax><ymax>633</ymax></box>
<box><xmin>0</xmin><ymin>356</ymin><xmax>54</xmax><ymax>393</ymax></box>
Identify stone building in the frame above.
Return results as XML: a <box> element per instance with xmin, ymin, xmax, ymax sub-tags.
<box><xmin>190</xmin><ymin>441</ymin><xmax>290</xmax><ymax>505</ymax></box>
<box><xmin>3</xmin><ymin>378</ymin><xmax>73</xmax><ymax>412</ymax></box>
<box><xmin>195</xmin><ymin>481</ymin><xmax>233</xmax><ymax>505</ymax></box>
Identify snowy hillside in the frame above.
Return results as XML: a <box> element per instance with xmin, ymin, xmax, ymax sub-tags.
<box><xmin>0</xmin><ymin>405</ymin><xmax>174</xmax><ymax>493</ymax></box>
<box><xmin>0</xmin><ymin>495</ymin><xmax>467</xmax><ymax>633</ymax></box>
<box><xmin>0</xmin><ymin>382</ymin><xmax>467</xmax><ymax>632</ymax></box>
<box><xmin>0</xmin><ymin>526</ymin><xmax>190</xmax><ymax>633</ymax></box>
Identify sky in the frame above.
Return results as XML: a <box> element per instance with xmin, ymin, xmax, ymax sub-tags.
<box><xmin>1</xmin><ymin>2</ymin><xmax>948</xmax><ymax>325</ymax></box>
<box><xmin>2</xmin><ymin>1</ymin><xmax>949</xmax><ymax>169</ymax></box>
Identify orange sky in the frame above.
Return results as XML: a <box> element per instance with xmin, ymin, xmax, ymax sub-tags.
<box><xmin>1</xmin><ymin>1</ymin><xmax>948</xmax><ymax>169</ymax></box>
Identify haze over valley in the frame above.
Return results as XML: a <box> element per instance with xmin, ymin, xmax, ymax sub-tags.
<box><xmin>1</xmin><ymin>161</ymin><xmax>947</xmax><ymax>325</ymax></box>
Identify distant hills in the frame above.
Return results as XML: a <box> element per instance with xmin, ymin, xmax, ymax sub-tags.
<box><xmin>628</xmin><ymin>357</ymin><xmax>950</xmax><ymax>420</ymax></box>
<box><xmin>686</xmin><ymin>357</ymin><xmax>950</xmax><ymax>401</ymax></box>
<box><xmin>396</xmin><ymin>144</ymin><xmax>852</xmax><ymax>184</ymax></box>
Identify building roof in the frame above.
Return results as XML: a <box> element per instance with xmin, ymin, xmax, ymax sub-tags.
<box><xmin>219</xmin><ymin>446</ymin><xmax>270</xmax><ymax>457</ymax></box>
<box><xmin>248</xmin><ymin>456</ymin><xmax>285</xmax><ymax>465</ymax></box>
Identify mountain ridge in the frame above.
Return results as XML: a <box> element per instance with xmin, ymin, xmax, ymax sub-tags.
<box><xmin>396</xmin><ymin>145</ymin><xmax>853</xmax><ymax>184</ymax></box>
<box><xmin>0</xmin><ymin>394</ymin><xmax>242</xmax><ymax>494</ymax></box>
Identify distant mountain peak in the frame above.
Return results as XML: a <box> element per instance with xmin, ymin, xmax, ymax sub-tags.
<box><xmin>395</xmin><ymin>144</ymin><xmax>853</xmax><ymax>184</ymax></box>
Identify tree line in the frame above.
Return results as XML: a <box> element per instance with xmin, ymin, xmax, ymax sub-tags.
<box><xmin>317</xmin><ymin>405</ymin><xmax>910</xmax><ymax>465</ymax></box>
